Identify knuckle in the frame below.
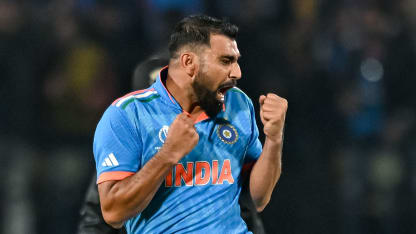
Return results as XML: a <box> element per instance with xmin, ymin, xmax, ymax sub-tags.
<box><xmin>267</xmin><ymin>93</ymin><xmax>279</xmax><ymax>99</ymax></box>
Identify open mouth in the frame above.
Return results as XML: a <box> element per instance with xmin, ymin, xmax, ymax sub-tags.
<box><xmin>216</xmin><ymin>85</ymin><xmax>234</xmax><ymax>102</ymax></box>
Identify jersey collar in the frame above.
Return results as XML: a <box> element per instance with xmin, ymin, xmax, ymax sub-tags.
<box><xmin>154</xmin><ymin>66</ymin><xmax>226</xmax><ymax>123</ymax></box>
<box><xmin>153</xmin><ymin>66</ymin><xmax>181</xmax><ymax>111</ymax></box>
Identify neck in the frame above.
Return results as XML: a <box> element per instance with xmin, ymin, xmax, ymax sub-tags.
<box><xmin>166</xmin><ymin>68</ymin><xmax>204</xmax><ymax>119</ymax></box>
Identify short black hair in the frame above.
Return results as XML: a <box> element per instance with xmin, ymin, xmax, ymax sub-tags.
<box><xmin>168</xmin><ymin>15</ymin><xmax>239</xmax><ymax>58</ymax></box>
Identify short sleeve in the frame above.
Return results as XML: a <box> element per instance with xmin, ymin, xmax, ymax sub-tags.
<box><xmin>244</xmin><ymin>98</ymin><xmax>262</xmax><ymax>163</ymax></box>
<box><xmin>93</xmin><ymin>105</ymin><xmax>142</xmax><ymax>184</ymax></box>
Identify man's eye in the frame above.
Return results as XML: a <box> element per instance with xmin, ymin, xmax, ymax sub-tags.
<box><xmin>222</xmin><ymin>60</ymin><xmax>231</xmax><ymax>65</ymax></box>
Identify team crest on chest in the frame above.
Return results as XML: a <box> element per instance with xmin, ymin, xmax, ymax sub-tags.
<box><xmin>217</xmin><ymin>124</ymin><xmax>238</xmax><ymax>144</ymax></box>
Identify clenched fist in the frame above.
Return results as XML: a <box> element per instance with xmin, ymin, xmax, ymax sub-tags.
<box><xmin>259</xmin><ymin>93</ymin><xmax>288</xmax><ymax>143</ymax></box>
<box><xmin>161</xmin><ymin>112</ymin><xmax>199</xmax><ymax>162</ymax></box>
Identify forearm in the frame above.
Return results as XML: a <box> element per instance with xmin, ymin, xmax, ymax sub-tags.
<box><xmin>99</xmin><ymin>148</ymin><xmax>178</xmax><ymax>227</ymax></box>
<box><xmin>249</xmin><ymin>137</ymin><xmax>282</xmax><ymax>212</ymax></box>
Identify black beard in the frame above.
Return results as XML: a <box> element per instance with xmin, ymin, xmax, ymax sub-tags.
<box><xmin>192</xmin><ymin>73</ymin><xmax>223</xmax><ymax>119</ymax></box>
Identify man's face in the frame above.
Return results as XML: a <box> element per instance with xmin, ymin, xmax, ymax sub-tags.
<box><xmin>192</xmin><ymin>34</ymin><xmax>242</xmax><ymax>118</ymax></box>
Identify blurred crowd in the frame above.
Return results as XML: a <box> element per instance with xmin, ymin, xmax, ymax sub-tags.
<box><xmin>1</xmin><ymin>0</ymin><xmax>415</xmax><ymax>233</ymax></box>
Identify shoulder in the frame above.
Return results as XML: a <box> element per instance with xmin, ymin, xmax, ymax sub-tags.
<box><xmin>98</xmin><ymin>88</ymin><xmax>160</xmax><ymax>127</ymax></box>
<box><xmin>111</xmin><ymin>88</ymin><xmax>160</xmax><ymax>110</ymax></box>
<box><xmin>225</xmin><ymin>87</ymin><xmax>254</xmax><ymax>108</ymax></box>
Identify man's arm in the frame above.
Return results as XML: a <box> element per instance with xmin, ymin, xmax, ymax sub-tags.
<box><xmin>98</xmin><ymin>113</ymin><xmax>198</xmax><ymax>228</ymax></box>
<box><xmin>249</xmin><ymin>93</ymin><xmax>287</xmax><ymax>212</ymax></box>
<box><xmin>78</xmin><ymin>174</ymin><xmax>123</xmax><ymax>234</ymax></box>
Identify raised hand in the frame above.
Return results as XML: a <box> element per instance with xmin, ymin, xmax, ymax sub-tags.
<box><xmin>259</xmin><ymin>93</ymin><xmax>288</xmax><ymax>143</ymax></box>
<box><xmin>161</xmin><ymin>112</ymin><xmax>199</xmax><ymax>162</ymax></box>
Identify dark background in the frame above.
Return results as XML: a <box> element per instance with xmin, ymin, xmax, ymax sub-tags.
<box><xmin>1</xmin><ymin>0</ymin><xmax>415</xmax><ymax>233</ymax></box>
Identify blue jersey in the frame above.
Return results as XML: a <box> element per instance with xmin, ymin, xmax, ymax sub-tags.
<box><xmin>93</xmin><ymin>67</ymin><xmax>262</xmax><ymax>234</ymax></box>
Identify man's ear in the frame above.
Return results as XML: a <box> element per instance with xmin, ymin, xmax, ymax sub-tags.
<box><xmin>180</xmin><ymin>52</ymin><xmax>199</xmax><ymax>78</ymax></box>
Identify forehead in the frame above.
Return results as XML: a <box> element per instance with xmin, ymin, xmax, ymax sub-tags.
<box><xmin>207</xmin><ymin>34</ymin><xmax>240</xmax><ymax>58</ymax></box>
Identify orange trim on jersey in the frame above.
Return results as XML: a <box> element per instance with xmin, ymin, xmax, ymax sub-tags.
<box><xmin>195</xmin><ymin>112</ymin><xmax>209</xmax><ymax>123</ymax></box>
<box><xmin>97</xmin><ymin>171</ymin><xmax>135</xmax><ymax>184</ymax></box>
<box><xmin>111</xmin><ymin>88</ymin><xmax>155</xmax><ymax>106</ymax></box>
<box><xmin>192</xmin><ymin>103</ymin><xmax>226</xmax><ymax>123</ymax></box>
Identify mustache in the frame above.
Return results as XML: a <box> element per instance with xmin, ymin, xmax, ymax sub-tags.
<box><xmin>218</xmin><ymin>80</ymin><xmax>237</xmax><ymax>90</ymax></box>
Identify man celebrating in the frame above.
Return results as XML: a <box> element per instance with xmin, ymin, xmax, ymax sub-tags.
<box><xmin>94</xmin><ymin>15</ymin><xmax>287</xmax><ymax>233</ymax></box>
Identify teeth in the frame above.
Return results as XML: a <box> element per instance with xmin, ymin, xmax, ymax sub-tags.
<box><xmin>217</xmin><ymin>91</ymin><xmax>225</xmax><ymax>102</ymax></box>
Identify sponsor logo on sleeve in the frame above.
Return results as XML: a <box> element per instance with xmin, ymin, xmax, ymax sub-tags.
<box><xmin>102</xmin><ymin>153</ymin><xmax>119</xmax><ymax>167</ymax></box>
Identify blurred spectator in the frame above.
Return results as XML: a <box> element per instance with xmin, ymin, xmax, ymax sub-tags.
<box><xmin>42</xmin><ymin>10</ymin><xmax>118</xmax><ymax>143</ymax></box>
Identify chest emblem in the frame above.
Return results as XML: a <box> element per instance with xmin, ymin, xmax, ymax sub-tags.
<box><xmin>158</xmin><ymin>125</ymin><xmax>169</xmax><ymax>143</ymax></box>
<box><xmin>217</xmin><ymin>124</ymin><xmax>238</xmax><ymax>144</ymax></box>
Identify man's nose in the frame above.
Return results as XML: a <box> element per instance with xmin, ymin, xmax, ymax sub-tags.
<box><xmin>230</xmin><ymin>63</ymin><xmax>242</xmax><ymax>80</ymax></box>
